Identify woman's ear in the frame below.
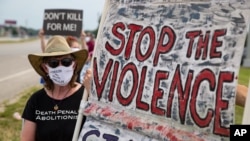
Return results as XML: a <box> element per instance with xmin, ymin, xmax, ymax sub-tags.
<box><xmin>41</xmin><ymin>63</ymin><xmax>49</xmax><ymax>73</ymax></box>
<box><xmin>73</xmin><ymin>61</ymin><xmax>77</xmax><ymax>69</ymax></box>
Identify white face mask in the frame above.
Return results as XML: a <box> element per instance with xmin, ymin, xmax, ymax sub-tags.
<box><xmin>71</xmin><ymin>48</ymin><xmax>80</xmax><ymax>51</ymax></box>
<box><xmin>85</xmin><ymin>37</ymin><xmax>91</xmax><ymax>42</ymax></box>
<box><xmin>46</xmin><ymin>63</ymin><xmax>74</xmax><ymax>86</ymax></box>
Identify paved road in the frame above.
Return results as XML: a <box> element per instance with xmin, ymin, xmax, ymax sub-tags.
<box><xmin>0</xmin><ymin>39</ymin><xmax>42</xmax><ymax>105</ymax></box>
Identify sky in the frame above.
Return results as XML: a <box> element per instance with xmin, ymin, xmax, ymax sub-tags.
<box><xmin>0</xmin><ymin>0</ymin><xmax>105</xmax><ymax>30</ymax></box>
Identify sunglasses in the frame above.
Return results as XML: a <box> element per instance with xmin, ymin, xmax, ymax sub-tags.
<box><xmin>46</xmin><ymin>58</ymin><xmax>74</xmax><ymax>68</ymax></box>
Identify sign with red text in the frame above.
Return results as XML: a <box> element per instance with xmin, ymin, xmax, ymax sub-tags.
<box><xmin>5</xmin><ymin>20</ymin><xmax>17</xmax><ymax>25</ymax></box>
<box><xmin>43</xmin><ymin>9</ymin><xmax>82</xmax><ymax>37</ymax></box>
<box><xmin>79</xmin><ymin>0</ymin><xmax>250</xmax><ymax>140</ymax></box>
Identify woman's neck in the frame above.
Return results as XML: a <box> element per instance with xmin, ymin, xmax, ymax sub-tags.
<box><xmin>52</xmin><ymin>85</ymin><xmax>71</xmax><ymax>99</ymax></box>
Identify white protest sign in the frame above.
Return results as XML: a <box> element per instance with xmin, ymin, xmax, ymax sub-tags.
<box><xmin>43</xmin><ymin>9</ymin><xmax>83</xmax><ymax>37</ymax></box>
<box><xmin>79</xmin><ymin>0</ymin><xmax>250</xmax><ymax>140</ymax></box>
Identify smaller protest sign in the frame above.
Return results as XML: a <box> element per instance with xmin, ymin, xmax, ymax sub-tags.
<box><xmin>43</xmin><ymin>9</ymin><xmax>83</xmax><ymax>37</ymax></box>
<box><xmin>78</xmin><ymin>117</ymin><xmax>158</xmax><ymax>141</ymax></box>
<box><xmin>5</xmin><ymin>20</ymin><xmax>17</xmax><ymax>25</ymax></box>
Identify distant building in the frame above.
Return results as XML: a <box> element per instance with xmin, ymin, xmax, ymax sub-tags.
<box><xmin>0</xmin><ymin>25</ymin><xmax>4</xmax><ymax>36</ymax></box>
<box><xmin>4</xmin><ymin>20</ymin><xmax>17</xmax><ymax>26</ymax></box>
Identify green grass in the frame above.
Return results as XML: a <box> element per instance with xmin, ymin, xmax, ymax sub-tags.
<box><xmin>0</xmin><ymin>67</ymin><xmax>249</xmax><ymax>140</ymax></box>
<box><xmin>235</xmin><ymin>67</ymin><xmax>250</xmax><ymax>124</ymax></box>
<box><xmin>0</xmin><ymin>85</ymin><xmax>42</xmax><ymax>141</ymax></box>
<box><xmin>238</xmin><ymin>67</ymin><xmax>250</xmax><ymax>86</ymax></box>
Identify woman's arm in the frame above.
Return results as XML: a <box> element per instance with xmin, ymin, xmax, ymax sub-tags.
<box><xmin>82</xmin><ymin>69</ymin><xmax>92</xmax><ymax>95</ymax></box>
<box><xmin>21</xmin><ymin>119</ymin><xmax>36</xmax><ymax>141</ymax></box>
<box><xmin>80</xmin><ymin>31</ymin><xmax>88</xmax><ymax>50</ymax></box>
<box><xmin>39</xmin><ymin>29</ymin><xmax>46</xmax><ymax>52</ymax></box>
<box><xmin>236</xmin><ymin>84</ymin><xmax>248</xmax><ymax>107</ymax></box>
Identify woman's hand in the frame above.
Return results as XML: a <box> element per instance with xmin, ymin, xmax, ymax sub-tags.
<box><xmin>82</xmin><ymin>69</ymin><xmax>92</xmax><ymax>95</ymax></box>
<box><xmin>236</xmin><ymin>84</ymin><xmax>248</xmax><ymax>107</ymax></box>
<box><xmin>39</xmin><ymin>29</ymin><xmax>44</xmax><ymax>39</ymax></box>
<box><xmin>81</xmin><ymin>31</ymin><xmax>86</xmax><ymax>41</ymax></box>
<box><xmin>39</xmin><ymin>29</ymin><xmax>46</xmax><ymax>52</ymax></box>
<box><xmin>80</xmin><ymin>31</ymin><xmax>88</xmax><ymax>50</ymax></box>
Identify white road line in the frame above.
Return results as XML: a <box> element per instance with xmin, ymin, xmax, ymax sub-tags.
<box><xmin>0</xmin><ymin>69</ymin><xmax>34</xmax><ymax>83</ymax></box>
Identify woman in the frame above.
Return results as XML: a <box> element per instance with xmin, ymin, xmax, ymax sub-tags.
<box><xmin>80</xmin><ymin>48</ymin><xmax>93</xmax><ymax>83</ymax></box>
<box><xmin>21</xmin><ymin>35</ymin><xmax>91</xmax><ymax>141</ymax></box>
<box><xmin>65</xmin><ymin>35</ymin><xmax>88</xmax><ymax>83</ymax></box>
<box><xmin>38</xmin><ymin>29</ymin><xmax>88</xmax><ymax>83</ymax></box>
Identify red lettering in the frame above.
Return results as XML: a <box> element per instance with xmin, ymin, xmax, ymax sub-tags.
<box><xmin>116</xmin><ymin>63</ymin><xmax>138</xmax><ymax>105</ymax></box>
<box><xmin>93</xmin><ymin>58</ymin><xmax>113</xmax><ymax>100</ymax></box>
<box><xmin>190</xmin><ymin>69</ymin><xmax>215</xmax><ymax>127</ymax></box>
<box><xmin>167</xmin><ymin>65</ymin><xmax>193</xmax><ymax>124</ymax></box>
<box><xmin>125</xmin><ymin>24</ymin><xmax>143</xmax><ymax>59</ymax></box>
<box><xmin>153</xmin><ymin>26</ymin><xmax>176</xmax><ymax>66</ymax></box>
<box><xmin>105</xmin><ymin>22</ymin><xmax>176</xmax><ymax>67</ymax></box>
<box><xmin>136</xmin><ymin>26</ymin><xmax>155</xmax><ymax>62</ymax></box>
<box><xmin>151</xmin><ymin>70</ymin><xmax>169</xmax><ymax>116</ymax></box>
<box><xmin>105</xmin><ymin>22</ymin><xmax>126</xmax><ymax>55</ymax></box>
<box><xmin>108</xmin><ymin>61</ymin><xmax>119</xmax><ymax>102</ymax></box>
<box><xmin>214</xmin><ymin>72</ymin><xmax>234</xmax><ymax>136</ymax></box>
<box><xmin>196</xmin><ymin>31</ymin><xmax>210</xmax><ymax>60</ymax></box>
<box><xmin>136</xmin><ymin>66</ymin><xmax>149</xmax><ymax>111</ymax></box>
<box><xmin>186</xmin><ymin>30</ymin><xmax>201</xmax><ymax>58</ymax></box>
<box><xmin>210</xmin><ymin>29</ymin><xmax>226</xmax><ymax>58</ymax></box>
<box><xmin>186</xmin><ymin>29</ymin><xmax>226</xmax><ymax>59</ymax></box>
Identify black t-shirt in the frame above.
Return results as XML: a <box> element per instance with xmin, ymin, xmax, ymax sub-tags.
<box><xmin>22</xmin><ymin>86</ymin><xmax>85</xmax><ymax>141</ymax></box>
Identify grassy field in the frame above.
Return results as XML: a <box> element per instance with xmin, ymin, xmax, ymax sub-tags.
<box><xmin>0</xmin><ymin>86</ymin><xmax>42</xmax><ymax>141</ymax></box>
<box><xmin>0</xmin><ymin>67</ymin><xmax>249</xmax><ymax>141</ymax></box>
<box><xmin>234</xmin><ymin>67</ymin><xmax>250</xmax><ymax>125</ymax></box>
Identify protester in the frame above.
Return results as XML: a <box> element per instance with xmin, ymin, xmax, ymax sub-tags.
<box><xmin>21</xmin><ymin>35</ymin><xmax>91</xmax><ymax>141</ymax></box>
<box><xmin>79</xmin><ymin>32</ymin><xmax>95</xmax><ymax>83</ymax></box>
<box><xmin>85</xmin><ymin>32</ymin><xmax>95</xmax><ymax>54</ymax></box>
<box><xmin>80</xmin><ymin>49</ymin><xmax>93</xmax><ymax>83</ymax></box>
<box><xmin>65</xmin><ymin>34</ymin><xmax>88</xmax><ymax>83</ymax></box>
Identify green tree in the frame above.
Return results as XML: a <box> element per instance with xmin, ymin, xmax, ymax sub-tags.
<box><xmin>11</xmin><ymin>27</ymin><xmax>18</xmax><ymax>36</ymax></box>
